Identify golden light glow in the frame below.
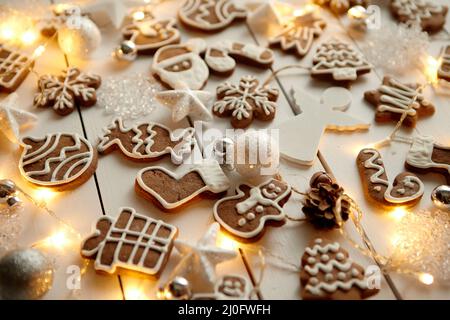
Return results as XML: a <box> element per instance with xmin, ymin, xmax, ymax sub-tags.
<box><xmin>293</xmin><ymin>4</ymin><xmax>317</xmax><ymax>17</ymax></box>
<box><xmin>33</xmin><ymin>45</ymin><xmax>46</xmax><ymax>59</ymax></box>
<box><xmin>217</xmin><ymin>232</ymin><xmax>237</xmax><ymax>251</ymax></box>
<box><xmin>389</xmin><ymin>207</ymin><xmax>407</xmax><ymax>221</ymax></box>
<box><xmin>1</xmin><ymin>27</ymin><xmax>14</xmax><ymax>40</ymax></box>
<box><xmin>348</xmin><ymin>5</ymin><xmax>367</xmax><ymax>19</ymax></box>
<box><xmin>21</xmin><ymin>30</ymin><xmax>38</xmax><ymax>45</ymax></box>
<box><xmin>419</xmin><ymin>273</ymin><xmax>434</xmax><ymax>285</ymax></box>
<box><xmin>132</xmin><ymin>11</ymin><xmax>146</xmax><ymax>21</ymax></box>
<box><xmin>390</xmin><ymin>234</ymin><xmax>401</xmax><ymax>247</ymax></box>
<box><xmin>43</xmin><ymin>231</ymin><xmax>70</xmax><ymax>249</ymax></box>
<box><xmin>424</xmin><ymin>56</ymin><xmax>441</xmax><ymax>84</ymax></box>
<box><xmin>126</xmin><ymin>287</ymin><xmax>146</xmax><ymax>300</ymax></box>
<box><xmin>34</xmin><ymin>188</ymin><xmax>56</xmax><ymax>202</ymax></box>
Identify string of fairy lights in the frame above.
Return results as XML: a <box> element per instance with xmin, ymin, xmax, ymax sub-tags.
<box><xmin>0</xmin><ymin>0</ymin><xmax>449</xmax><ymax>300</ymax></box>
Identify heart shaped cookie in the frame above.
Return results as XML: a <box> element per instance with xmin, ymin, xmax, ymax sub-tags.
<box><xmin>135</xmin><ymin>160</ymin><xmax>230</xmax><ymax>211</ymax></box>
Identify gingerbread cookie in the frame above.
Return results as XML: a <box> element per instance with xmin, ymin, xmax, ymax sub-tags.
<box><xmin>122</xmin><ymin>18</ymin><xmax>180</xmax><ymax>55</ymax></box>
<box><xmin>311</xmin><ymin>38</ymin><xmax>372</xmax><ymax>82</ymax></box>
<box><xmin>136</xmin><ymin>160</ymin><xmax>230</xmax><ymax>211</ymax></box>
<box><xmin>205</xmin><ymin>41</ymin><xmax>274</xmax><ymax>76</ymax></box>
<box><xmin>213</xmin><ymin>75</ymin><xmax>279</xmax><ymax>128</ymax></box>
<box><xmin>357</xmin><ymin>148</ymin><xmax>424</xmax><ymax>207</ymax></box>
<box><xmin>405</xmin><ymin>135</ymin><xmax>450</xmax><ymax>184</ymax></box>
<box><xmin>19</xmin><ymin>133</ymin><xmax>98</xmax><ymax>190</ymax></box>
<box><xmin>300</xmin><ymin>238</ymin><xmax>379</xmax><ymax>300</ymax></box>
<box><xmin>314</xmin><ymin>0</ymin><xmax>369</xmax><ymax>15</ymax></box>
<box><xmin>438</xmin><ymin>45</ymin><xmax>450</xmax><ymax>83</ymax></box>
<box><xmin>97</xmin><ymin>118</ymin><xmax>195</xmax><ymax>164</ymax></box>
<box><xmin>151</xmin><ymin>38</ymin><xmax>209</xmax><ymax>90</ymax></box>
<box><xmin>364</xmin><ymin>76</ymin><xmax>435</xmax><ymax>127</ymax></box>
<box><xmin>269</xmin><ymin>12</ymin><xmax>326</xmax><ymax>57</ymax></box>
<box><xmin>213</xmin><ymin>178</ymin><xmax>291</xmax><ymax>241</ymax></box>
<box><xmin>81</xmin><ymin>207</ymin><xmax>178</xmax><ymax>276</ymax></box>
<box><xmin>0</xmin><ymin>46</ymin><xmax>34</xmax><ymax>93</ymax></box>
<box><xmin>390</xmin><ymin>0</ymin><xmax>448</xmax><ymax>33</ymax></box>
<box><xmin>34</xmin><ymin>67</ymin><xmax>101</xmax><ymax>116</ymax></box>
<box><xmin>178</xmin><ymin>0</ymin><xmax>247</xmax><ymax>32</ymax></box>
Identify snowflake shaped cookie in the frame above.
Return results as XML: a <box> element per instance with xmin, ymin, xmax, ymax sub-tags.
<box><xmin>34</xmin><ymin>67</ymin><xmax>101</xmax><ymax>116</ymax></box>
<box><xmin>212</xmin><ymin>75</ymin><xmax>279</xmax><ymax>128</ymax></box>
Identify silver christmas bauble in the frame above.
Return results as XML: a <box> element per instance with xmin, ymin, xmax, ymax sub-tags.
<box><xmin>166</xmin><ymin>276</ymin><xmax>192</xmax><ymax>300</ymax></box>
<box><xmin>431</xmin><ymin>185</ymin><xmax>450</xmax><ymax>210</ymax></box>
<box><xmin>113</xmin><ymin>41</ymin><xmax>138</xmax><ymax>61</ymax></box>
<box><xmin>0</xmin><ymin>248</ymin><xmax>54</xmax><ymax>300</ymax></box>
<box><xmin>0</xmin><ymin>179</ymin><xmax>17</xmax><ymax>203</ymax></box>
<box><xmin>58</xmin><ymin>16</ymin><xmax>101</xmax><ymax>58</ymax></box>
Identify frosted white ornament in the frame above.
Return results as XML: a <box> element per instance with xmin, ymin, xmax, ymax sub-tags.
<box><xmin>234</xmin><ymin>130</ymin><xmax>280</xmax><ymax>179</ymax></box>
<box><xmin>58</xmin><ymin>16</ymin><xmax>101</xmax><ymax>58</ymax></box>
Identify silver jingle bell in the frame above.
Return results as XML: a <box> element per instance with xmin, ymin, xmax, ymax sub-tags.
<box><xmin>113</xmin><ymin>40</ymin><xmax>137</xmax><ymax>61</ymax></box>
<box><xmin>431</xmin><ymin>185</ymin><xmax>450</xmax><ymax>210</ymax></box>
<box><xmin>0</xmin><ymin>248</ymin><xmax>54</xmax><ymax>300</ymax></box>
<box><xmin>6</xmin><ymin>195</ymin><xmax>21</xmax><ymax>208</ymax></box>
<box><xmin>166</xmin><ymin>276</ymin><xmax>192</xmax><ymax>300</ymax></box>
<box><xmin>0</xmin><ymin>179</ymin><xmax>17</xmax><ymax>204</ymax></box>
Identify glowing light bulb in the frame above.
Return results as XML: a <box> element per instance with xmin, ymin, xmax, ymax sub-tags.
<box><xmin>33</xmin><ymin>45</ymin><xmax>46</xmax><ymax>59</ymax></box>
<box><xmin>424</xmin><ymin>56</ymin><xmax>440</xmax><ymax>84</ymax></box>
<box><xmin>390</xmin><ymin>207</ymin><xmax>407</xmax><ymax>221</ymax></box>
<box><xmin>126</xmin><ymin>287</ymin><xmax>146</xmax><ymax>300</ymax></box>
<box><xmin>419</xmin><ymin>273</ymin><xmax>434</xmax><ymax>285</ymax></box>
<box><xmin>132</xmin><ymin>11</ymin><xmax>145</xmax><ymax>21</ymax></box>
<box><xmin>218</xmin><ymin>232</ymin><xmax>237</xmax><ymax>251</ymax></box>
<box><xmin>45</xmin><ymin>231</ymin><xmax>70</xmax><ymax>249</ymax></box>
<box><xmin>1</xmin><ymin>28</ymin><xmax>14</xmax><ymax>40</ymax></box>
<box><xmin>34</xmin><ymin>188</ymin><xmax>56</xmax><ymax>202</ymax></box>
<box><xmin>21</xmin><ymin>30</ymin><xmax>37</xmax><ymax>45</ymax></box>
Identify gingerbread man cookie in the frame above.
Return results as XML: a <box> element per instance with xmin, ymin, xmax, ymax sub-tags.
<box><xmin>213</xmin><ymin>178</ymin><xmax>291</xmax><ymax>241</ymax></box>
<box><xmin>364</xmin><ymin>76</ymin><xmax>435</xmax><ymax>127</ymax></box>
<box><xmin>19</xmin><ymin>133</ymin><xmax>98</xmax><ymax>190</ymax></box>
<box><xmin>205</xmin><ymin>41</ymin><xmax>274</xmax><ymax>76</ymax></box>
<box><xmin>300</xmin><ymin>238</ymin><xmax>380</xmax><ymax>300</ymax></box>
<box><xmin>97</xmin><ymin>118</ymin><xmax>195</xmax><ymax>164</ymax></box>
<box><xmin>269</xmin><ymin>11</ymin><xmax>326</xmax><ymax>57</ymax></box>
<box><xmin>122</xmin><ymin>18</ymin><xmax>180</xmax><ymax>55</ymax></box>
<box><xmin>81</xmin><ymin>207</ymin><xmax>178</xmax><ymax>276</ymax></box>
<box><xmin>357</xmin><ymin>148</ymin><xmax>424</xmax><ymax>207</ymax></box>
<box><xmin>311</xmin><ymin>38</ymin><xmax>372</xmax><ymax>82</ymax></box>
<box><xmin>178</xmin><ymin>0</ymin><xmax>248</xmax><ymax>32</ymax></box>
<box><xmin>34</xmin><ymin>67</ymin><xmax>101</xmax><ymax>116</ymax></box>
<box><xmin>151</xmin><ymin>38</ymin><xmax>209</xmax><ymax>90</ymax></box>
<box><xmin>390</xmin><ymin>0</ymin><xmax>448</xmax><ymax>33</ymax></box>
<box><xmin>213</xmin><ymin>75</ymin><xmax>279</xmax><ymax>128</ymax></box>
<box><xmin>405</xmin><ymin>135</ymin><xmax>450</xmax><ymax>184</ymax></box>
<box><xmin>136</xmin><ymin>160</ymin><xmax>230</xmax><ymax>212</ymax></box>
<box><xmin>0</xmin><ymin>45</ymin><xmax>34</xmax><ymax>93</ymax></box>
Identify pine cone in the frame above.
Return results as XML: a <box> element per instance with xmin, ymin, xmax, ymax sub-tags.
<box><xmin>302</xmin><ymin>172</ymin><xmax>351</xmax><ymax>229</ymax></box>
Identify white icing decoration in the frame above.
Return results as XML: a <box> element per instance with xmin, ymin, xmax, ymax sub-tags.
<box><xmin>376</xmin><ymin>78</ymin><xmax>428</xmax><ymax>116</ymax></box>
<box><xmin>321</xmin><ymin>254</ymin><xmax>330</xmax><ymax>262</ymax></box>
<box><xmin>97</xmin><ymin>118</ymin><xmax>195</xmax><ymax>164</ymax></box>
<box><xmin>238</xmin><ymin>218</ymin><xmax>246</xmax><ymax>226</ymax></box>
<box><xmin>406</xmin><ymin>135</ymin><xmax>450</xmax><ymax>174</ymax></box>
<box><xmin>304</xmin><ymin>260</ymin><xmax>352</xmax><ymax>276</ymax></box>
<box><xmin>305</xmin><ymin>241</ymin><xmax>340</xmax><ymax>256</ymax></box>
<box><xmin>255</xmin><ymin>205</ymin><xmax>264</xmax><ymax>213</ymax></box>
<box><xmin>81</xmin><ymin>207</ymin><xmax>177</xmax><ymax>275</ymax></box>
<box><xmin>352</xmin><ymin>268</ymin><xmax>359</xmax><ymax>277</ymax></box>
<box><xmin>178</xmin><ymin>0</ymin><xmax>247</xmax><ymax>31</ymax></box>
<box><xmin>307</xmin><ymin>257</ymin><xmax>316</xmax><ymax>264</ymax></box>
<box><xmin>279</xmin><ymin>87</ymin><xmax>369</xmax><ymax>166</ymax></box>
<box><xmin>392</xmin><ymin>0</ymin><xmax>445</xmax><ymax>25</ymax></box>
<box><xmin>315</xmin><ymin>238</ymin><xmax>323</xmax><ymax>244</ymax></box>
<box><xmin>151</xmin><ymin>40</ymin><xmax>209</xmax><ymax>90</ymax></box>
<box><xmin>336</xmin><ymin>253</ymin><xmax>345</xmax><ymax>261</ymax></box>
<box><xmin>213</xmin><ymin>179</ymin><xmax>291</xmax><ymax>239</ymax></box>
<box><xmin>325</xmin><ymin>274</ymin><xmax>334</xmax><ymax>281</ymax></box>
<box><xmin>122</xmin><ymin>18</ymin><xmax>180</xmax><ymax>52</ymax></box>
<box><xmin>19</xmin><ymin>133</ymin><xmax>95</xmax><ymax>187</ymax></box>
<box><xmin>362</xmin><ymin>148</ymin><xmax>425</xmax><ymax>204</ymax></box>
<box><xmin>136</xmin><ymin>159</ymin><xmax>230</xmax><ymax>210</ymax></box>
<box><xmin>337</xmin><ymin>272</ymin><xmax>346</xmax><ymax>280</ymax></box>
<box><xmin>236</xmin><ymin>182</ymin><xmax>285</xmax><ymax>213</ymax></box>
<box><xmin>311</xmin><ymin>38</ymin><xmax>372</xmax><ymax>81</ymax></box>
<box><xmin>309</xmin><ymin>277</ymin><xmax>319</xmax><ymax>285</ymax></box>
<box><xmin>373</xmin><ymin>186</ymin><xmax>382</xmax><ymax>192</ymax></box>
<box><xmin>305</xmin><ymin>278</ymin><xmax>368</xmax><ymax>295</ymax></box>
<box><xmin>246</xmin><ymin>212</ymin><xmax>255</xmax><ymax>220</ymax></box>
<box><xmin>214</xmin><ymin>274</ymin><xmax>251</xmax><ymax>300</ymax></box>
<box><xmin>213</xmin><ymin>75</ymin><xmax>278</xmax><ymax>121</ymax></box>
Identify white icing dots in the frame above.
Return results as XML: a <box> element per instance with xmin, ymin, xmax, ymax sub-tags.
<box><xmin>246</xmin><ymin>212</ymin><xmax>255</xmax><ymax>220</ymax></box>
<box><xmin>172</xmin><ymin>65</ymin><xmax>180</xmax><ymax>71</ymax></box>
<box><xmin>338</xmin><ymin>272</ymin><xmax>346</xmax><ymax>280</ymax></box>
<box><xmin>325</xmin><ymin>273</ymin><xmax>334</xmax><ymax>281</ymax></box>
<box><xmin>321</xmin><ymin>254</ymin><xmax>330</xmax><ymax>262</ymax></box>
<box><xmin>238</xmin><ymin>218</ymin><xmax>246</xmax><ymax>226</ymax></box>
<box><xmin>309</xmin><ymin>277</ymin><xmax>319</xmax><ymax>285</ymax></box>
<box><xmin>373</xmin><ymin>186</ymin><xmax>382</xmax><ymax>192</ymax></box>
<box><xmin>255</xmin><ymin>205</ymin><xmax>264</xmax><ymax>213</ymax></box>
<box><xmin>351</xmin><ymin>268</ymin><xmax>359</xmax><ymax>277</ymax></box>
<box><xmin>307</xmin><ymin>257</ymin><xmax>316</xmax><ymax>264</ymax></box>
<box><xmin>315</xmin><ymin>238</ymin><xmax>323</xmax><ymax>244</ymax></box>
<box><xmin>268</xmin><ymin>183</ymin><xmax>275</xmax><ymax>190</ymax></box>
<box><xmin>182</xmin><ymin>61</ymin><xmax>190</xmax><ymax>68</ymax></box>
<box><xmin>336</xmin><ymin>253</ymin><xmax>345</xmax><ymax>261</ymax></box>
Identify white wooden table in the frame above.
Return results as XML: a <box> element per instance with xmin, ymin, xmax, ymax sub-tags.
<box><xmin>0</xmin><ymin>0</ymin><xmax>449</xmax><ymax>300</ymax></box>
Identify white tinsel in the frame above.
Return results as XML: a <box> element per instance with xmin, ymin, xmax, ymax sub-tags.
<box><xmin>360</xmin><ymin>24</ymin><xmax>429</xmax><ymax>75</ymax></box>
<box><xmin>0</xmin><ymin>205</ymin><xmax>23</xmax><ymax>255</ymax></box>
<box><xmin>389</xmin><ymin>209</ymin><xmax>450</xmax><ymax>283</ymax></box>
<box><xmin>97</xmin><ymin>73</ymin><xmax>163</xmax><ymax>120</ymax></box>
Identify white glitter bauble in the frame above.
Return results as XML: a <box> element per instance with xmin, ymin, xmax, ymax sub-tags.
<box><xmin>58</xmin><ymin>16</ymin><xmax>101</xmax><ymax>58</ymax></box>
<box><xmin>0</xmin><ymin>248</ymin><xmax>54</xmax><ymax>300</ymax></box>
<box><xmin>234</xmin><ymin>130</ymin><xmax>280</xmax><ymax>179</ymax></box>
